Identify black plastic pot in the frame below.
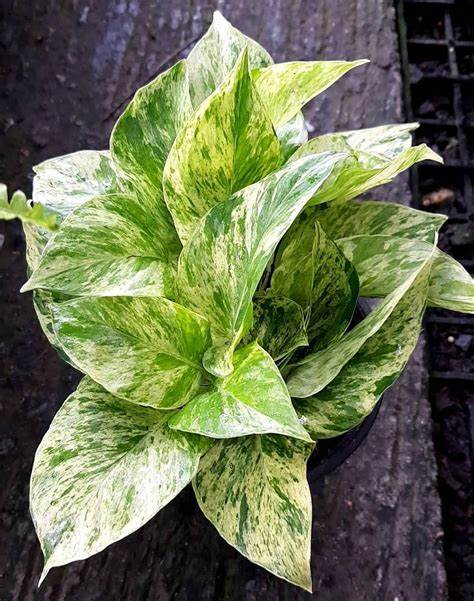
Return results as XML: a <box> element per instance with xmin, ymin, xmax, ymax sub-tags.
<box><xmin>306</xmin><ymin>301</ymin><xmax>383</xmax><ymax>478</ymax></box>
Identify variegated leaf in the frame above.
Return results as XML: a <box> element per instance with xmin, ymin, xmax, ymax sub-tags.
<box><xmin>286</xmin><ymin>240</ymin><xmax>435</xmax><ymax>398</ymax></box>
<box><xmin>276</xmin><ymin>111</ymin><xmax>308</xmax><ymax>162</ymax></box>
<box><xmin>177</xmin><ymin>152</ymin><xmax>347</xmax><ymax>377</ymax></box>
<box><xmin>253</xmin><ymin>59</ymin><xmax>368</xmax><ymax>128</ymax></box>
<box><xmin>186</xmin><ymin>11</ymin><xmax>273</xmax><ymax>108</ymax></box>
<box><xmin>31</xmin><ymin>377</ymin><xmax>209</xmax><ymax>583</ymax></box>
<box><xmin>111</xmin><ymin>61</ymin><xmax>191</xmax><ymax>258</ymax></box>
<box><xmin>32</xmin><ymin>150</ymin><xmax>119</xmax><ymax>220</ymax></box>
<box><xmin>317</xmin><ymin>199</ymin><xmax>447</xmax><ymax>243</ymax></box>
<box><xmin>272</xmin><ymin>218</ymin><xmax>358</xmax><ymax>349</ymax></box>
<box><xmin>21</xmin><ymin>193</ymin><xmax>176</xmax><ymax>298</ymax></box>
<box><xmin>170</xmin><ymin>343</ymin><xmax>311</xmax><ymax>441</ymax></box>
<box><xmin>336</xmin><ymin>234</ymin><xmax>473</xmax><ymax>312</ymax></box>
<box><xmin>0</xmin><ymin>184</ymin><xmax>57</xmax><ymax>230</ymax></box>
<box><xmin>292</xmin><ymin>127</ymin><xmax>442</xmax><ymax>205</ymax></box>
<box><xmin>193</xmin><ymin>435</ymin><xmax>313</xmax><ymax>592</ymax></box>
<box><xmin>163</xmin><ymin>50</ymin><xmax>280</xmax><ymax>244</ymax></box>
<box><xmin>243</xmin><ymin>293</ymin><xmax>308</xmax><ymax>361</ymax></box>
<box><xmin>51</xmin><ymin>296</ymin><xmax>211</xmax><ymax>409</ymax></box>
<box><xmin>295</xmin><ymin>263</ymin><xmax>431</xmax><ymax>438</ymax></box>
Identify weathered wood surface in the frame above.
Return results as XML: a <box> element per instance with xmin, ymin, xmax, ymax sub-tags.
<box><xmin>0</xmin><ymin>1</ymin><xmax>447</xmax><ymax>599</ymax></box>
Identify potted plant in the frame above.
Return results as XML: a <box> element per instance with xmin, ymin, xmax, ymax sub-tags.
<box><xmin>1</xmin><ymin>11</ymin><xmax>472</xmax><ymax>592</ymax></box>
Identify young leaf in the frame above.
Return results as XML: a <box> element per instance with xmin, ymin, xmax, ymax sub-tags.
<box><xmin>186</xmin><ymin>11</ymin><xmax>273</xmax><ymax>107</ymax></box>
<box><xmin>286</xmin><ymin>240</ymin><xmax>435</xmax><ymax>398</ymax></box>
<box><xmin>21</xmin><ymin>193</ymin><xmax>177</xmax><ymax>298</ymax></box>
<box><xmin>51</xmin><ymin>296</ymin><xmax>211</xmax><ymax>409</ymax></box>
<box><xmin>111</xmin><ymin>60</ymin><xmax>191</xmax><ymax>258</ymax></box>
<box><xmin>31</xmin><ymin>377</ymin><xmax>209</xmax><ymax>583</ymax></box>
<box><xmin>177</xmin><ymin>152</ymin><xmax>348</xmax><ymax>377</ymax></box>
<box><xmin>243</xmin><ymin>293</ymin><xmax>308</xmax><ymax>361</ymax></box>
<box><xmin>0</xmin><ymin>184</ymin><xmax>57</xmax><ymax>230</ymax></box>
<box><xmin>337</xmin><ymin>235</ymin><xmax>474</xmax><ymax>313</ymax></box>
<box><xmin>292</xmin><ymin>132</ymin><xmax>442</xmax><ymax>205</ymax></box>
<box><xmin>193</xmin><ymin>435</ymin><xmax>313</xmax><ymax>592</ymax></box>
<box><xmin>272</xmin><ymin>219</ymin><xmax>359</xmax><ymax>349</ymax></box>
<box><xmin>169</xmin><ymin>343</ymin><xmax>311</xmax><ymax>441</ymax></box>
<box><xmin>253</xmin><ymin>59</ymin><xmax>368</xmax><ymax>128</ymax></box>
<box><xmin>163</xmin><ymin>49</ymin><xmax>280</xmax><ymax>244</ymax></box>
<box><xmin>295</xmin><ymin>263</ymin><xmax>431</xmax><ymax>438</ymax></box>
<box><xmin>317</xmin><ymin>199</ymin><xmax>447</xmax><ymax>243</ymax></box>
<box><xmin>32</xmin><ymin>150</ymin><xmax>119</xmax><ymax>219</ymax></box>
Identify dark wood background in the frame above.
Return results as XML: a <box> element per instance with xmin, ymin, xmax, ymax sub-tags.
<box><xmin>0</xmin><ymin>1</ymin><xmax>447</xmax><ymax>599</ymax></box>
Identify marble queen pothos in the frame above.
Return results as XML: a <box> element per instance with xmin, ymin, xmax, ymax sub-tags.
<box><xmin>2</xmin><ymin>11</ymin><xmax>474</xmax><ymax>592</ymax></box>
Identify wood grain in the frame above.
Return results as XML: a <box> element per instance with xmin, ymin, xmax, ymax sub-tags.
<box><xmin>0</xmin><ymin>1</ymin><xmax>447</xmax><ymax>599</ymax></box>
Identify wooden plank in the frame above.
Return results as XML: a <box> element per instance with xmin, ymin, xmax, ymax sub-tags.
<box><xmin>0</xmin><ymin>1</ymin><xmax>447</xmax><ymax>599</ymax></box>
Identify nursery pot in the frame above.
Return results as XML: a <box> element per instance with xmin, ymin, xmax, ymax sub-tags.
<box><xmin>307</xmin><ymin>301</ymin><xmax>383</xmax><ymax>478</ymax></box>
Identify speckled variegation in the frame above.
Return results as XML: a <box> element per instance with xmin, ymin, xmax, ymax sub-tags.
<box><xmin>22</xmin><ymin>193</ymin><xmax>177</xmax><ymax>298</ymax></box>
<box><xmin>51</xmin><ymin>296</ymin><xmax>211</xmax><ymax>409</ymax></box>
<box><xmin>110</xmin><ymin>60</ymin><xmax>191</xmax><ymax>259</ymax></box>
<box><xmin>30</xmin><ymin>377</ymin><xmax>210</xmax><ymax>583</ymax></box>
<box><xmin>272</xmin><ymin>218</ymin><xmax>358</xmax><ymax>350</ymax></box>
<box><xmin>163</xmin><ymin>50</ymin><xmax>280</xmax><ymax>244</ymax></box>
<box><xmin>253</xmin><ymin>59</ymin><xmax>368</xmax><ymax>128</ymax></box>
<box><xmin>186</xmin><ymin>11</ymin><xmax>273</xmax><ymax>107</ymax></box>
<box><xmin>177</xmin><ymin>152</ymin><xmax>347</xmax><ymax>377</ymax></box>
<box><xmin>170</xmin><ymin>343</ymin><xmax>311</xmax><ymax>441</ymax></box>
<box><xmin>193</xmin><ymin>435</ymin><xmax>313</xmax><ymax>591</ymax></box>
<box><xmin>317</xmin><ymin>199</ymin><xmax>447</xmax><ymax>242</ymax></box>
<box><xmin>243</xmin><ymin>293</ymin><xmax>308</xmax><ymax>361</ymax></box>
<box><xmin>286</xmin><ymin>239</ymin><xmax>436</xmax><ymax>398</ymax></box>
<box><xmin>295</xmin><ymin>264</ymin><xmax>431</xmax><ymax>438</ymax></box>
<box><xmin>292</xmin><ymin>128</ymin><xmax>443</xmax><ymax>205</ymax></box>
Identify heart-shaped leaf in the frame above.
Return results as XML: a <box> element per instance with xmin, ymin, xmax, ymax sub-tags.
<box><xmin>164</xmin><ymin>49</ymin><xmax>280</xmax><ymax>244</ymax></box>
<box><xmin>51</xmin><ymin>296</ymin><xmax>211</xmax><ymax>409</ymax></box>
<box><xmin>31</xmin><ymin>377</ymin><xmax>209</xmax><ymax>583</ymax></box>
<box><xmin>170</xmin><ymin>343</ymin><xmax>311</xmax><ymax>441</ymax></box>
<box><xmin>193</xmin><ymin>435</ymin><xmax>313</xmax><ymax>592</ymax></box>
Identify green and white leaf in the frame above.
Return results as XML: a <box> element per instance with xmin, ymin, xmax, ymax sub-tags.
<box><xmin>253</xmin><ymin>59</ymin><xmax>368</xmax><ymax>128</ymax></box>
<box><xmin>22</xmin><ymin>193</ymin><xmax>177</xmax><ymax>298</ymax></box>
<box><xmin>272</xmin><ymin>218</ymin><xmax>358</xmax><ymax>349</ymax></box>
<box><xmin>295</xmin><ymin>263</ymin><xmax>431</xmax><ymax>438</ymax></box>
<box><xmin>111</xmin><ymin>60</ymin><xmax>191</xmax><ymax>258</ymax></box>
<box><xmin>317</xmin><ymin>199</ymin><xmax>447</xmax><ymax>243</ymax></box>
<box><xmin>0</xmin><ymin>184</ymin><xmax>57</xmax><ymax>230</ymax></box>
<box><xmin>337</xmin><ymin>235</ymin><xmax>474</xmax><ymax>313</ymax></box>
<box><xmin>31</xmin><ymin>377</ymin><xmax>209</xmax><ymax>583</ymax></box>
<box><xmin>243</xmin><ymin>293</ymin><xmax>308</xmax><ymax>361</ymax></box>
<box><xmin>276</xmin><ymin>111</ymin><xmax>308</xmax><ymax>162</ymax></box>
<box><xmin>163</xmin><ymin>49</ymin><xmax>280</xmax><ymax>244</ymax></box>
<box><xmin>286</xmin><ymin>240</ymin><xmax>435</xmax><ymax>398</ymax></box>
<box><xmin>186</xmin><ymin>11</ymin><xmax>273</xmax><ymax>107</ymax></box>
<box><xmin>170</xmin><ymin>343</ymin><xmax>311</xmax><ymax>441</ymax></box>
<box><xmin>32</xmin><ymin>150</ymin><xmax>119</xmax><ymax>220</ymax></box>
<box><xmin>51</xmin><ymin>296</ymin><xmax>211</xmax><ymax>409</ymax></box>
<box><xmin>177</xmin><ymin>151</ymin><xmax>347</xmax><ymax>377</ymax></box>
<box><xmin>292</xmin><ymin>131</ymin><xmax>442</xmax><ymax>205</ymax></box>
<box><xmin>194</xmin><ymin>435</ymin><xmax>313</xmax><ymax>591</ymax></box>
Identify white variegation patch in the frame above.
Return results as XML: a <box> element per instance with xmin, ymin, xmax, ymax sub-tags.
<box><xmin>51</xmin><ymin>296</ymin><xmax>211</xmax><ymax>409</ymax></box>
<box><xmin>31</xmin><ymin>378</ymin><xmax>210</xmax><ymax>582</ymax></box>
<box><xmin>194</xmin><ymin>434</ymin><xmax>313</xmax><ymax>591</ymax></box>
<box><xmin>177</xmin><ymin>152</ymin><xmax>348</xmax><ymax>377</ymax></box>
<box><xmin>170</xmin><ymin>343</ymin><xmax>311</xmax><ymax>441</ymax></box>
<box><xmin>0</xmin><ymin>184</ymin><xmax>57</xmax><ymax>230</ymax></box>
